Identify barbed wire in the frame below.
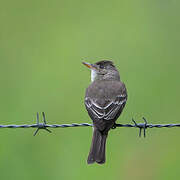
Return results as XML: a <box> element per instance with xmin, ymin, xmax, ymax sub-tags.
<box><xmin>0</xmin><ymin>112</ymin><xmax>180</xmax><ymax>137</ymax></box>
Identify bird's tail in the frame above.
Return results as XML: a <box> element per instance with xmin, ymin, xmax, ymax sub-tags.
<box><xmin>87</xmin><ymin>128</ymin><xmax>107</xmax><ymax>164</ymax></box>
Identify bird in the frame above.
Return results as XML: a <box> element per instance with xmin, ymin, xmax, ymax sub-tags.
<box><xmin>82</xmin><ymin>60</ymin><xmax>127</xmax><ymax>164</ymax></box>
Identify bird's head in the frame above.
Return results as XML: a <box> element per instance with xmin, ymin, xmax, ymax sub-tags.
<box><xmin>82</xmin><ymin>60</ymin><xmax>120</xmax><ymax>82</ymax></box>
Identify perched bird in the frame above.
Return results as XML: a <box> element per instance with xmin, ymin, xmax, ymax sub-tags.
<box><xmin>83</xmin><ymin>60</ymin><xmax>127</xmax><ymax>164</ymax></box>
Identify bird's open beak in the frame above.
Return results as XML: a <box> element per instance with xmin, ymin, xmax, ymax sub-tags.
<box><xmin>82</xmin><ymin>62</ymin><xmax>97</xmax><ymax>70</ymax></box>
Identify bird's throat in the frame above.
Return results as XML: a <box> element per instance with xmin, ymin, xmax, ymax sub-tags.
<box><xmin>91</xmin><ymin>70</ymin><xmax>97</xmax><ymax>82</ymax></box>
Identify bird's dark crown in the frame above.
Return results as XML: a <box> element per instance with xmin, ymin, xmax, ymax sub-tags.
<box><xmin>95</xmin><ymin>60</ymin><xmax>115</xmax><ymax>69</ymax></box>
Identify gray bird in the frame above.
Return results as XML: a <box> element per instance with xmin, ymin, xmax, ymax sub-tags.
<box><xmin>83</xmin><ymin>60</ymin><xmax>127</xmax><ymax>164</ymax></box>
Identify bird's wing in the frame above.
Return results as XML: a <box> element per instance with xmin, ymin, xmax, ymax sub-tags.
<box><xmin>85</xmin><ymin>94</ymin><xmax>127</xmax><ymax>120</ymax></box>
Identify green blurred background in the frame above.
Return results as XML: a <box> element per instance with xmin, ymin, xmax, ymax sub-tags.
<box><xmin>0</xmin><ymin>0</ymin><xmax>180</xmax><ymax>179</ymax></box>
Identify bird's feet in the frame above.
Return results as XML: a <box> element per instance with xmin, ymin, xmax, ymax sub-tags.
<box><xmin>111</xmin><ymin>123</ymin><xmax>117</xmax><ymax>129</ymax></box>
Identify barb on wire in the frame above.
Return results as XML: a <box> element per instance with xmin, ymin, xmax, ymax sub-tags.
<box><xmin>132</xmin><ymin>117</ymin><xmax>148</xmax><ymax>137</ymax></box>
<box><xmin>0</xmin><ymin>112</ymin><xmax>180</xmax><ymax>137</ymax></box>
<box><xmin>33</xmin><ymin>112</ymin><xmax>52</xmax><ymax>136</ymax></box>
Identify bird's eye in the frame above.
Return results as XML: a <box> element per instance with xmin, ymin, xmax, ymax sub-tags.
<box><xmin>99</xmin><ymin>64</ymin><xmax>104</xmax><ymax>69</ymax></box>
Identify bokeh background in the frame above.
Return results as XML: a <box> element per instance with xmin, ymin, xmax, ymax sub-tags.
<box><xmin>0</xmin><ymin>0</ymin><xmax>180</xmax><ymax>179</ymax></box>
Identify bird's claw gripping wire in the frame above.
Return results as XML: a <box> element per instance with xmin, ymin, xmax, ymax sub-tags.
<box><xmin>33</xmin><ymin>112</ymin><xmax>52</xmax><ymax>136</ymax></box>
<box><xmin>132</xmin><ymin>117</ymin><xmax>148</xmax><ymax>138</ymax></box>
<box><xmin>111</xmin><ymin>123</ymin><xmax>117</xmax><ymax>129</ymax></box>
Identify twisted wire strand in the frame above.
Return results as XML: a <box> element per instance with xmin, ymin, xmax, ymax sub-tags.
<box><xmin>0</xmin><ymin>112</ymin><xmax>180</xmax><ymax>137</ymax></box>
<box><xmin>0</xmin><ymin>123</ymin><xmax>92</xmax><ymax>128</ymax></box>
<box><xmin>1</xmin><ymin>123</ymin><xmax>180</xmax><ymax>128</ymax></box>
